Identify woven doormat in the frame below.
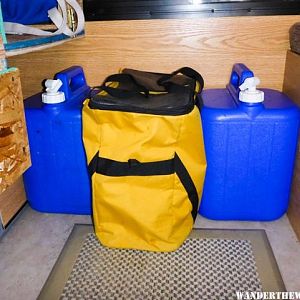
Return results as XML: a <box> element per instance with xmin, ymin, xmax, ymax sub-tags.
<box><xmin>38</xmin><ymin>225</ymin><xmax>285</xmax><ymax>300</ymax></box>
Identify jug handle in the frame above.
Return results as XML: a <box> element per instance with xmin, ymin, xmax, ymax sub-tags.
<box><xmin>227</xmin><ymin>63</ymin><xmax>254</xmax><ymax>102</ymax></box>
<box><xmin>55</xmin><ymin>66</ymin><xmax>89</xmax><ymax>101</ymax></box>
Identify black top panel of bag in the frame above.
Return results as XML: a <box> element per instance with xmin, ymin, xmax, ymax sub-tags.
<box><xmin>89</xmin><ymin>69</ymin><xmax>200</xmax><ymax>116</ymax></box>
<box><xmin>84</xmin><ymin>0</ymin><xmax>300</xmax><ymax>20</ymax></box>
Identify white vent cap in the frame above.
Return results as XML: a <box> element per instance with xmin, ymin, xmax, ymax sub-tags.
<box><xmin>239</xmin><ymin>77</ymin><xmax>264</xmax><ymax>104</ymax></box>
<box><xmin>42</xmin><ymin>79</ymin><xmax>65</xmax><ymax>104</ymax></box>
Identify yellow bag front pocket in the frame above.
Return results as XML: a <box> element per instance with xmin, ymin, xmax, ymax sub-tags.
<box><xmin>89</xmin><ymin>152</ymin><xmax>198</xmax><ymax>252</ymax></box>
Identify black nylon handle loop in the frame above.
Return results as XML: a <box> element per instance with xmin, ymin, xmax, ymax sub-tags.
<box><xmin>93</xmin><ymin>68</ymin><xmax>204</xmax><ymax>100</ymax></box>
<box><xmin>97</xmin><ymin>85</ymin><xmax>148</xmax><ymax>99</ymax></box>
<box><xmin>157</xmin><ymin>67</ymin><xmax>204</xmax><ymax>93</ymax></box>
<box><xmin>103</xmin><ymin>73</ymin><xmax>150</xmax><ymax>95</ymax></box>
<box><xmin>95</xmin><ymin>73</ymin><xmax>149</xmax><ymax>98</ymax></box>
<box><xmin>98</xmin><ymin>73</ymin><xmax>149</xmax><ymax>98</ymax></box>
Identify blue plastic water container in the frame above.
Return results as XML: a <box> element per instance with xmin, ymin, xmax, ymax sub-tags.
<box><xmin>23</xmin><ymin>66</ymin><xmax>91</xmax><ymax>214</ymax></box>
<box><xmin>199</xmin><ymin>63</ymin><xmax>300</xmax><ymax>221</ymax></box>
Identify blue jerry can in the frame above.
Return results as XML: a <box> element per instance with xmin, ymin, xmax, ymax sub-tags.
<box><xmin>199</xmin><ymin>63</ymin><xmax>300</xmax><ymax>221</ymax></box>
<box><xmin>23</xmin><ymin>66</ymin><xmax>91</xmax><ymax>214</ymax></box>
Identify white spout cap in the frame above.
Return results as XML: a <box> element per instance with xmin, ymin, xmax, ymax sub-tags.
<box><xmin>239</xmin><ymin>77</ymin><xmax>264</xmax><ymax>103</ymax></box>
<box><xmin>42</xmin><ymin>79</ymin><xmax>65</xmax><ymax>104</ymax></box>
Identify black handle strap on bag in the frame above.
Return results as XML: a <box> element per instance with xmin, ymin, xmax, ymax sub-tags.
<box><xmin>94</xmin><ymin>73</ymin><xmax>150</xmax><ymax>98</ymax></box>
<box><xmin>93</xmin><ymin>67</ymin><xmax>204</xmax><ymax>100</ymax></box>
<box><xmin>157</xmin><ymin>67</ymin><xmax>205</xmax><ymax>108</ymax></box>
<box><xmin>157</xmin><ymin>67</ymin><xmax>204</xmax><ymax>94</ymax></box>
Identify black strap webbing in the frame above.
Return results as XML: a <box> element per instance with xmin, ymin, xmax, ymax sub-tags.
<box><xmin>89</xmin><ymin>153</ymin><xmax>174</xmax><ymax>177</ymax></box>
<box><xmin>103</xmin><ymin>73</ymin><xmax>149</xmax><ymax>95</ymax></box>
<box><xmin>88</xmin><ymin>152</ymin><xmax>199</xmax><ymax>221</ymax></box>
<box><xmin>96</xmin><ymin>73</ymin><xmax>150</xmax><ymax>98</ymax></box>
<box><xmin>97</xmin><ymin>85</ymin><xmax>148</xmax><ymax>99</ymax></box>
<box><xmin>93</xmin><ymin>67</ymin><xmax>204</xmax><ymax>100</ymax></box>
<box><xmin>157</xmin><ymin>67</ymin><xmax>204</xmax><ymax>94</ymax></box>
<box><xmin>174</xmin><ymin>153</ymin><xmax>199</xmax><ymax>221</ymax></box>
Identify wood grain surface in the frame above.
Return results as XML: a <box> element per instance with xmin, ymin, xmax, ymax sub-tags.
<box><xmin>0</xmin><ymin>177</ymin><xmax>26</xmax><ymax>227</ymax></box>
<box><xmin>8</xmin><ymin>16</ymin><xmax>300</xmax><ymax>98</ymax></box>
<box><xmin>283</xmin><ymin>50</ymin><xmax>300</xmax><ymax>241</ymax></box>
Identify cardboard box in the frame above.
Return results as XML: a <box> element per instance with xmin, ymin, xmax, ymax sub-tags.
<box><xmin>283</xmin><ymin>50</ymin><xmax>300</xmax><ymax>240</ymax></box>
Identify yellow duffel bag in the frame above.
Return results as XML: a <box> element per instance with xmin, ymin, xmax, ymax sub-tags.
<box><xmin>83</xmin><ymin>67</ymin><xmax>207</xmax><ymax>252</ymax></box>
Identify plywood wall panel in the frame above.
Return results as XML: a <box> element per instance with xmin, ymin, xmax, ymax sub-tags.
<box><xmin>8</xmin><ymin>16</ymin><xmax>300</xmax><ymax>98</ymax></box>
<box><xmin>0</xmin><ymin>69</ymin><xmax>31</xmax><ymax>193</ymax></box>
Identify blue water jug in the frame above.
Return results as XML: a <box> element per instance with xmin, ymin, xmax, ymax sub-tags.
<box><xmin>23</xmin><ymin>66</ymin><xmax>91</xmax><ymax>214</ymax></box>
<box><xmin>199</xmin><ymin>63</ymin><xmax>300</xmax><ymax>221</ymax></box>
